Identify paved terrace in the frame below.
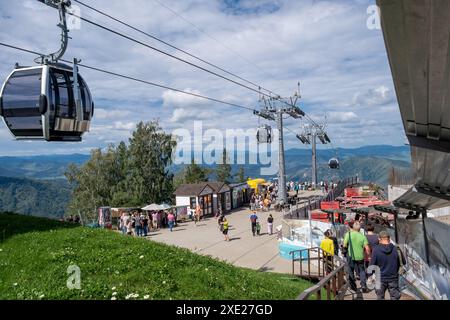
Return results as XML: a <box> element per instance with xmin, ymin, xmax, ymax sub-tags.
<box><xmin>148</xmin><ymin>190</ymin><xmax>325</xmax><ymax>274</ymax></box>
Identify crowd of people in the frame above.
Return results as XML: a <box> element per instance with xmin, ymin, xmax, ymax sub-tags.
<box><xmin>320</xmin><ymin>214</ymin><xmax>406</xmax><ymax>300</ymax></box>
<box><xmin>118</xmin><ymin>210</ymin><xmax>178</xmax><ymax>236</ymax></box>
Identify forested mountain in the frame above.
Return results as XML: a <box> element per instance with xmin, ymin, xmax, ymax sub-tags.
<box><xmin>0</xmin><ymin>145</ymin><xmax>412</xmax><ymax>219</ymax></box>
<box><xmin>0</xmin><ymin>177</ymin><xmax>71</xmax><ymax>218</ymax></box>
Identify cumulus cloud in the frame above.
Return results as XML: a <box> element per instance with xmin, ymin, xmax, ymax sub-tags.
<box><xmin>113</xmin><ymin>121</ymin><xmax>136</xmax><ymax>130</ymax></box>
<box><xmin>162</xmin><ymin>89</ymin><xmax>209</xmax><ymax>108</ymax></box>
<box><xmin>95</xmin><ymin>108</ymin><xmax>132</xmax><ymax>120</ymax></box>
<box><xmin>327</xmin><ymin>111</ymin><xmax>358</xmax><ymax>123</ymax></box>
<box><xmin>352</xmin><ymin>85</ymin><xmax>395</xmax><ymax>108</ymax></box>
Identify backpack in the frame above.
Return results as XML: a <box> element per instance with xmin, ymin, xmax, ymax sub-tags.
<box><xmin>396</xmin><ymin>246</ymin><xmax>407</xmax><ymax>276</ymax></box>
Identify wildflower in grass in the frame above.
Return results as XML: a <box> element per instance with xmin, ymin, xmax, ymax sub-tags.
<box><xmin>13</xmin><ymin>283</ymin><xmax>18</xmax><ymax>287</ymax></box>
<box><xmin>39</xmin><ymin>294</ymin><xmax>45</xmax><ymax>299</ymax></box>
<box><xmin>112</xmin><ymin>287</ymin><xmax>116</xmax><ymax>291</ymax></box>
<box><xmin>112</xmin><ymin>292</ymin><xmax>117</xmax><ymax>296</ymax></box>
<box><xmin>143</xmin><ymin>295</ymin><xmax>150</xmax><ymax>300</ymax></box>
<box><xmin>162</xmin><ymin>281</ymin><xmax>166</xmax><ymax>284</ymax></box>
<box><xmin>111</xmin><ymin>297</ymin><xmax>117</xmax><ymax>301</ymax></box>
<box><xmin>139</xmin><ymin>255</ymin><xmax>144</xmax><ymax>259</ymax></box>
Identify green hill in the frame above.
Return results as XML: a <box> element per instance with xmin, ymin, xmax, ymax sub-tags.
<box><xmin>0</xmin><ymin>177</ymin><xmax>71</xmax><ymax>218</ymax></box>
<box><xmin>0</xmin><ymin>213</ymin><xmax>312</xmax><ymax>300</ymax></box>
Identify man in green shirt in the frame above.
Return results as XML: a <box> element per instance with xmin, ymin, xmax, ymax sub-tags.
<box><xmin>343</xmin><ymin>221</ymin><xmax>371</xmax><ymax>292</ymax></box>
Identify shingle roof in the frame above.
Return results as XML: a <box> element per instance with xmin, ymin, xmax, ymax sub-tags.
<box><xmin>174</xmin><ymin>183</ymin><xmax>212</xmax><ymax>196</ymax></box>
<box><xmin>207</xmin><ymin>181</ymin><xmax>230</xmax><ymax>193</ymax></box>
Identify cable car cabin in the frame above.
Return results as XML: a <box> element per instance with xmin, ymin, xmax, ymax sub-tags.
<box><xmin>0</xmin><ymin>64</ymin><xmax>94</xmax><ymax>142</ymax></box>
<box><xmin>328</xmin><ymin>158</ymin><xmax>340</xmax><ymax>170</ymax></box>
<box><xmin>256</xmin><ymin>125</ymin><xmax>272</xmax><ymax>144</ymax></box>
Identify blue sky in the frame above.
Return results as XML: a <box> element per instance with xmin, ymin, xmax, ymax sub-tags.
<box><xmin>0</xmin><ymin>0</ymin><xmax>406</xmax><ymax>156</ymax></box>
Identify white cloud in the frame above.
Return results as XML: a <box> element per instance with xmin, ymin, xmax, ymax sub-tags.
<box><xmin>352</xmin><ymin>85</ymin><xmax>395</xmax><ymax>107</ymax></box>
<box><xmin>113</xmin><ymin>121</ymin><xmax>135</xmax><ymax>130</ymax></box>
<box><xmin>327</xmin><ymin>111</ymin><xmax>358</xmax><ymax>123</ymax></box>
<box><xmin>95</xmin><ymin>108</ymin><xmax>132</xmax><ymax>120</ymax></box>
<box><xmin>162</xmin><ymin>89</ymin><xmax>209</xmax><ymax>108</ymax></box>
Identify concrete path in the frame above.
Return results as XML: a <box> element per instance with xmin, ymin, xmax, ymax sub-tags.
<box><xmin>145</xmin><ymin>190</ymin><xmax>324</xmax><ymax>274</ymax></box>
<box><xmin>147</xmin><ymin>207</ymin><xmax>294</xmax><ymax>274</ymax></box>
<box><xmin>343</xmin><ymin>281</ymin><xmax>416</xmax><ymax>300</ymax></box>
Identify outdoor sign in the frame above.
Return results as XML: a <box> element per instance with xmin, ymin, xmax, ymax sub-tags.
<box><xmin>98</xmin><ymin>207</ymin><xmax>112</xmax><ymax>229</ymax></box>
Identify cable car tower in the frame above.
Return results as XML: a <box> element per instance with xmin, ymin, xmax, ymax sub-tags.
<box><xmin>296</xmin><ymin>121</ymin><xmax>333</xmax><ymax>188</ymax></box>
<box><xmin>254</xmin><ymin>85</ymin><xmax>305</xmax><ymax>207</ymax></box>
<box><xmin>0</xmin><ymin>0</ymin><xmax>94</xmax><ymax>142</ymax></box>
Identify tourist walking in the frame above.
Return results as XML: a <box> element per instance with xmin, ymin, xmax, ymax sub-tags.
<box><xmin>195</xmin><ymin>205</ymin><xmax>202</xmax><ymax>226</ymax></box>
<box><xmin>365</xmin><ymin>224</ymin><xmax>379</xmax><ymax>270</ymax></box>
<box><xmin>142</xmin><ymin>214</ymin><xmax>149</xmax><ymax>237</ymax></box>
<box><xmin>167</xmin><ymin>212</ymin><xmax>176</xmax><ymax>232</ymax></box>
<box><xmin>343</xmin><ymin>221</ymin><xmax>371</xmax><ymax>292</ymax></box>
<box><xmin>267</xmin><ymin>214</ymin><xmax>274</xmax><ymax>235</ymax></box>
<box><xmin>250</xmin><ymin>211</ymin><xmax>258</xmax><ymax>236</ymax></box>
<box><xmin>256</xmin><ymin>221</ymin><xmax>261</xmax><ymax>236</ymax></box>
<box><xmin>151</xmin><ymin>211</ymin><xmax>158</xmax><ymax>230</ymax></box>
<box><xmin>320</xmin><ymin>230</ymin><xmax>335</xmax><ymax>273</ymax></box>
<box><xmin>134</xmin><ymin>213</ymin><xmax>142</xmax><ymax>237</ymax></box>
<box><xmin>222</xmin><ymin>217</ymin><xmax>230</xmax><ymax>242</ymax></box>
<box><xmin>370</xmin><ymin>231</ymin><xmax>406</xmax><ymax>300</ymax></box>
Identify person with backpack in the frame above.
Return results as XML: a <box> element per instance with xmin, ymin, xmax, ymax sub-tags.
<box><xmin>343</xmin><ymin>221</ymin><xmax>371</xmax><ymax>293</ymax></box>
<box><xmin>250</xmin><ymin>211</ymin><xmax>258</xmax><ymax>236</ymax></box>
<box><xmin>365</xmin><ymin>224</ymin><xmax>379</xmax><ymax>270</ymax></box>
<box><xmin>133</xmin><ymin>213</ymin><xmax>142</xmax><ymax>237</ymax></box>
<box><xmin>141</xmin><ymin>214</ymin><xmax>149</xmax><ymax>237</ymax></box>
<box><xmin>370</xmin><ymin>231</ymin><xmax>406</xmax><ymax>300</ymax></box>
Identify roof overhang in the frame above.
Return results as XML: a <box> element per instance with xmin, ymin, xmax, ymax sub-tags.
<box><xmin>377</xmin><ymin>0</ymin><xmax>450</xmax><ymax>152</ymax></box>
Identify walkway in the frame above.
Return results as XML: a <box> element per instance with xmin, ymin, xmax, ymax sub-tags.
<box><xmin>148</xmin><ymin>207</ymin><xmax>292</xmax><ymax>273</ymax></box>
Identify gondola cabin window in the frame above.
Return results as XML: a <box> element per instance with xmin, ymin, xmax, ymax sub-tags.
<box><xmin>1</xmin><ymin>69</ymin><xmax>43</xmax><ymax>137</ymax></box>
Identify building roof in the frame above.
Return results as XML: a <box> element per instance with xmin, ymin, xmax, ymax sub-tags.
<box><xmin>207</xmin><ymin>181</ymin><xmax>230</xmax><ymax>193</ymax></box>
<box><xmin>174</xmin><ymin>183</ymin><xmax>213</xmax><ymax>196</ymax></box>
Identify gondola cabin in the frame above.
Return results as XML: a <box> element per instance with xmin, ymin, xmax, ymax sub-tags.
<box><xmin>256</xmin><ymin>125</ymin><xmax>272</xmax><ymax>144</ymax></box>
<box><xmin>0</xmin><ymin>63</ymin><xmax>93</xmax><ymax>142</ymax></box>
<box><xmin>328</xmin><ymin>158</ymin><xmax>340</xmax><ymax>169</ymax></box>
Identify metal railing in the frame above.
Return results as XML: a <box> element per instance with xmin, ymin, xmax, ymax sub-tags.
<box><xmin>290</xmin><ymin>247</ymin><xmax>348</xmax><ymax>300</ymax></box>
<box><xmin>286</xmin><ymin>176</ymin><xmax>359</xmax><ymax>220</ymax></box>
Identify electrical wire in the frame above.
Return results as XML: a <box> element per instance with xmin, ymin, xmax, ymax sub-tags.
<box><xmin>69</xmin><ymin>2</ymin><xmax>317</xmax><ymax>119</ymax></box>
<box><xmin>0</xmin><ymin>42</ymin><xmax>255</xmax><ymax>112</ymax></box>
<box><xmin>151</xmin><ymin>0</ymin><xmax>269</xmax><ymax>80</ymax></box>
<box><xmin>72</xmin><ymin>0</ymin><xmax>278</xmax><ymax>97</ymax></box>
<box><xmin>67</xmin><ymin>3</ymin><xmax>319</xmax><ymax>127</ymax></box>
<box><xmin>66</xmin><ymin>10</ymin><xmax>273</xmax><ymax>99</ymax></box>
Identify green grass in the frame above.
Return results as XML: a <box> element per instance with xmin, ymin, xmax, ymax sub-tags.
<box><xmin>0</xmin><ymin>213</ymin><xmax>313</xmax><ymax>300</ymax></box>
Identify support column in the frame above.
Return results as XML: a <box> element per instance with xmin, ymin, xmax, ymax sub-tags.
<box><xmin>311</xmin><ymin>132</ymin><xmax>317</xmax><ymax>189</ymax></box>
<box><xmin>277</xmin><ymin>110</ymin><xmax>287</xmax><ymax>206</ymax></box>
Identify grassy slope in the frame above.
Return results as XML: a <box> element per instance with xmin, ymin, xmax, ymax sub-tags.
<box><xmin>0</xmin><ymin>213</ymin><xmax>312</xmax><ymax>300</ymax></box>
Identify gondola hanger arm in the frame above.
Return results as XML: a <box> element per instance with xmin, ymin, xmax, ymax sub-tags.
<box><xmin>35</xmin><ymin>0</ymin><xmax>72</xmax><ymax>64</ymax></box>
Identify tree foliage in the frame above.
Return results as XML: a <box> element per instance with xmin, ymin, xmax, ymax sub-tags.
<box><xmin>235</xmin><ymin>166</ymin><xmax>246</xmax><ymax>183</ymax></box>
<box><xmin>216</xmin><ymin>148</ymin><xmax>232</xmax><ymax>183</ymax></box>
<box><xmin>65</xmin><ymin>121</ymin><xmax>176</xmax><ymax>223</ymax></box>
<box><xmin>182</xmin><ymin>158</ymin><xmax>210</xmax><ymax>184</ymax></box>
